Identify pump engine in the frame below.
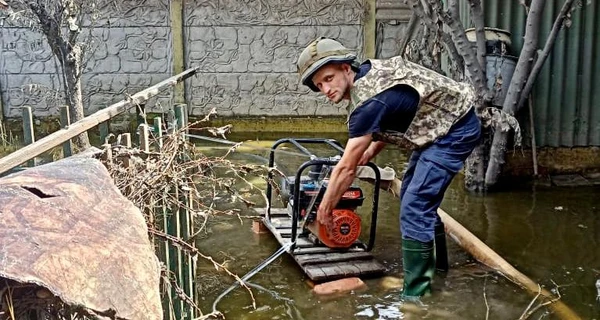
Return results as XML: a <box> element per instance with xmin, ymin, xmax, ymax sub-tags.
<box><xmin>281</xmin><ymin>163</ymin><xmax>364</xmax><ymax>248</ymax></box>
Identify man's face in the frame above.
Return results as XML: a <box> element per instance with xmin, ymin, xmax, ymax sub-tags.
<box><xmin>311</xmin><ymin>63</ymin><xmax>353</xmax><ymax>104</ymax></box>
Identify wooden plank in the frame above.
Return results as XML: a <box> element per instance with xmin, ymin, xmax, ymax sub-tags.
<box><xmin>276</xmin><ymin>228</ymin><xmax>304</xmax><ymax>237</ymax></box>
<box><xmin>0</xmin><ymin>67</ymin><xmax>200</xmax><ymax>176</ymax></box>
<box><xmin>101</xmin><ymin>143</ymin><xmax>112</xmax><ymax>163</ymax></box>
<box><xmin>303</xmin><ymin>260</ymin><xmax>385</xmax><ymax>282</ymax></box>
<box><xmin>290</xmin><ymin>237</ymin><xmax>315</xmax><ymax>248</ymax></box>
<box><xmin>260</xmin><ymin>208</ymin><xmax>386</xmax><ymax>282</ymax></box>
<box><xmin>295</xmin><ymin>252</ymin><xmax>373</xmax><ymax>266</ymax></box>
<box><xmin>292</xmin><ymin>247</ymin><xmax>365</xmax><ymax>255</ymax></box>
<box><xmin>269</xmin><ymin>212</ymin><xmax>290</xmax><ymax>218</ymax></box>
<box><xmin>120</xmin><ymin>133</ymin><xmax>132</xmax><ymax>148</ymax></box>
<box><xmin>304</xmin><ymin>266</ymin><xmax>327</xmax><ymax>281</ymax></box>
<box><xmin>255</xmin><ymin>207</ymin><xmax>290</xmax><ymax>219</ymax></box>
<box><xmin>352</xmin><ymin>260</ymin><xmax>386</xmax><ymax>275</ymax></box>
<box><xmin>269</xmin><ymin>208</ymin><xmax>288</xmax><ymax>215</ymax></box>
<box><xmin>339</xmin><ymin>263</ymin><xmax>362</xmax><ymax>276</ymax></box>
<box><xmin>139</xmin><ymin>124</ymin><xmax>150</xmax><ymax>152</ymax></box>
<box><xmin>320</xmin><ymin>264</ymin><xmax>346</xmax><ymax>278</ymax></box>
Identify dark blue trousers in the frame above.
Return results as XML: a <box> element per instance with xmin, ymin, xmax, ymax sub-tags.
<box><xmin>400</xmin><ymin>109</ymin><xmax>481</xmax><ymax>242</ymax></box>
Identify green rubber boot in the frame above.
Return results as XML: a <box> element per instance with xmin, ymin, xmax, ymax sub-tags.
<box><xmin>401</xmin><ymin>239</ymin><xmax>435</xmax><ymax>300</ymax></box>
<box><xmin>435</xmin><ymin>223</ymin><xmax>449</xmax><ymax>272</ymax></box>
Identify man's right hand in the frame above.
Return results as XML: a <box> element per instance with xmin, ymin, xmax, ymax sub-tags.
<box><xmin>358</xmin><ymin>150</ymin><xmax>372</xmax><ymax>166</ymax></box>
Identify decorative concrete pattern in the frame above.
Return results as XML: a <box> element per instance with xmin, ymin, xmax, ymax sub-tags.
<box><xmin>0</xmin><ymin>0</ymin><xmax>374</xmax><ymax>118</ymax></box>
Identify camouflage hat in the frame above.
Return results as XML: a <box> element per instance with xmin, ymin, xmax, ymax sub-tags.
<box><xmin>296</xmin><ymin>37</ymin><xmax>357</xmax><ymax>92</ymax></box>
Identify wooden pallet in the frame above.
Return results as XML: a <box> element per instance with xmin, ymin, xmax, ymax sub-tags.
<box><xmin>255</xmin><ymin>208</ymin><xmax>386</xmax><ymax>282</ymax></box>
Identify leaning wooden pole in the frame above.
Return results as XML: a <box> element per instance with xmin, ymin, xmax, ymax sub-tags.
<box><xmin>0</xmin><ymin>66</ymin><xmax>200</xmax><ymax>176</ymax></box>
<box><xmin>377</xmin><ymin>178</ymin><xmax>581</xmax><ymax>320</ymax></box>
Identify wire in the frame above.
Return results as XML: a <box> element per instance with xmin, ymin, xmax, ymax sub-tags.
<box><xmin>185</xmin><ymin>133</ymin><xmax>314</xmax><ymax>159</ymax></box>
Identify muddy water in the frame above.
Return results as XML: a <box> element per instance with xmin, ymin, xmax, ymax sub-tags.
<box><xmin>196</xmin><ymin>132</ymin><xmax>599</xmax><ymax>320</ymax></box>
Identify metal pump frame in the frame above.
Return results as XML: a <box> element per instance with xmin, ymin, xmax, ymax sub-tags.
<box><xmin>265</xmin><ymin>138</ymin><xmax>381</xmax><ymax>252</ymax></box>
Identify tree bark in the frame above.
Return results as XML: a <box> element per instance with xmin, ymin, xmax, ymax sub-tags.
<box><xmin>443</xmin><ymin>0</ymin><xmax>491</xmax><ymax>193</ymax></box>
<box><xmin>407</xmin><ymin>0</ymin><xmax>464</xmax><ymax>74</ymax></box>
<box><xmin>28</xmin><ymin>1</ymin><xmax>90</xmax><ymax>150</ymax></box>
<box><xmin>485</xmin><ymin>0</ymin><xmax>546</xmax><ymax>188</ymax></box>
<box><xmin>516</xmin><ymin>0</ymin><xmax>576</xmax><ymax>112</ymax></box>
<box><xmin>464</xmin><ymin>139</ymin><xmax>488</xmax><ymax>192</ymax></box>
<box><xmin>64</xmin><ymin>45</ymin><xmax>90</xmax><ymax>149</ymax></box>
<box><xmin>468</xmin><ymin>0</ymin><xmax>487</xmax><ymax>82</ymax></box>
<box><xmin>441</xmin><ymin>0</ymin><xmax>487</xmax><ymax>108</ymax></box>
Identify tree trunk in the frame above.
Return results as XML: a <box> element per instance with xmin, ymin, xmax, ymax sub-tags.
<box><xmin>516</xmin><ymin>0</ymin><xmax>576</xmax><ymax>112</ymax></box>
<box><xmin>442</xmin><ymin>0</ymin><xmax>487</xmax><ymax>103</ymax></box>
<box><xmin>27</xmin><ymin>2</ymin><xmax>90</xmax><ymax>151</ymax></box>
<box><xmin>63</xmin><ymin>45</ymin><xmax>90</xmax><ymax>150</ymax></box>
<box><xmin>442</xmin><ymin>0</ymin><xmax>490</xmax><ymax>193</ymax></box>
<box><xmin>484</xmin><ymin>0</ymin><xmax>546</xmax><ymax>188</ymax></box>
<box><xmin>468</xmin><ymin>0</ymin><xmax>487</xmax><ymax>80</ymax></box>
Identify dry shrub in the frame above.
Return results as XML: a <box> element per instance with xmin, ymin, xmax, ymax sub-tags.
<box><xmin>101</xmin><ymin>122</ymin><xmax>268</xmax><ymax>319</ymax></box>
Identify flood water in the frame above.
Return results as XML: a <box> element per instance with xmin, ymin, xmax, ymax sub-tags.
<box><xmin>195</xmin><ymin>132</ymin><xmax>599</xmax><ymax>320</ymax></box>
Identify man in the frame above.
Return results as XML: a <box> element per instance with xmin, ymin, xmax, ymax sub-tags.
<box><xmin>296</xmin><ymin>37</ymin><xmax>481</xmax><ymax>300</ymax></box>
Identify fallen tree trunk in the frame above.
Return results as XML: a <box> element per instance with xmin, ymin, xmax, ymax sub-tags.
<box><xmin>362</xmin><ymin>176</ymin><xmax>581</xmax><ymax>320</ymax></box>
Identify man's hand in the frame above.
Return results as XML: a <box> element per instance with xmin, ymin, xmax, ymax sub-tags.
<box><xmin>358</xmin><ymin>149</ymin><xmax>373</xmax><ymax>166</ymax></box>
<box><xmin>317</xmin><ymin>204</ymin><xmax>333</xmax><ymax>234</ymax></box>
<box><xmin>358</xmin><ymin>141</ymin><xmax>386</xmax><ymax>166</ymax></box>
<box><xmin>317</xmin><ymin>135</ymin><xmax>372</xmax><ymax>235</ymax></box>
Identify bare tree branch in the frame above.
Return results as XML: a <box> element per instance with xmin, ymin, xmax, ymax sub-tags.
<box><xmin>468</xmin><ymin>0</ymin><xmax>487</xmax><ymax>80</ymax></box>
<box><xmin>406</xmin><ymin>0</ymin><xmax>465</xmax><ymax>74</ymax></box>
<box><xmin>485</xmin><ymin>0</ymin><xmax>546</xmax><ymax>187</ymax></box>
<box><xmin>439</xmin><ymin>0</ymin><xmax>487</xmax><ymax>106</ymax></box>
<box><xmin>441</xmin><ymin>32</ymin><xmax>465</xmax><ymax>75</ymax></box>
<box><xmin>516</xmin><ymin>0</ymin><xmax>576</xmax><ymax>112</ymax></box>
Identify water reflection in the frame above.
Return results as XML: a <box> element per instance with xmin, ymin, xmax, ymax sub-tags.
<box><xmin>194</xmin><ymin>132</ymin><xmax>600</xmax><ymax>319</ymax></box>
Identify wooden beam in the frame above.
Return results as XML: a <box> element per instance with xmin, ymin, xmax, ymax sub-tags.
<box><xmin>139</xmin><ymin>124</ymin><xmax>150</xmax><ymax>152</ymax></box>
<box><xmin>370</xmin><ymin>177</ymin><xmax>581</xmax><ymax>320</ymax></box>
<box><xmin>0</xmin><ymin>67</ymin><xmax>200</xmax><ymax>176</ymax></box>
<box><xmin>364</xmin><ymin>0</ymin><xmax>377</xmax><ymax>59</ymax></box>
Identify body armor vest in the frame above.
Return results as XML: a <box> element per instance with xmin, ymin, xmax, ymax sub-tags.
<box><xmin>349</xmin><ymin>56</ymin><xmax>476</xmax><ymax>149</ymax></box>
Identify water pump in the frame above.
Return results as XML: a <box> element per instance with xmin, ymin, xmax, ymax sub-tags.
<box><xmin>281</xmin><ymin>162</ymin><xmax>365</xmax><ymax>248</ymax></box>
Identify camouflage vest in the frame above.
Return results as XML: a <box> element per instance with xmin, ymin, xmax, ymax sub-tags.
<box><xmin>349</xmin><ymin>56</ymin><xmax>476</xmax><ymax>149</ymax></box>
